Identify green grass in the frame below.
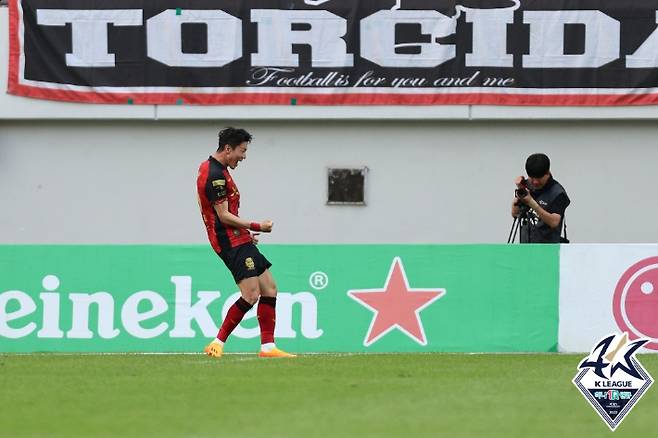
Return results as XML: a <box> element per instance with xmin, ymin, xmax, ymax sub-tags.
<box><xmin>1</xmin><ymin>353</ymin><xmax>657</xmax><ymax>437</ymax></box>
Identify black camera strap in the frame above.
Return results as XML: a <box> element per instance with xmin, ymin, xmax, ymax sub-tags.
<box><xmin>561</xmin><ymin>217</ymin><xmax>569</xmax><ymax>243</ymax></box>
<box><xmin>563</xmin><ymin>220</ymin><xmax>568</xmax><ymax>240</ymax></box>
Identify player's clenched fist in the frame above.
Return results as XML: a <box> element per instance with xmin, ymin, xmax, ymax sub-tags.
<box><xmin>260</xmin><ymin>220</ymin><xmax>273</xmax><ymax>232</ymax></box>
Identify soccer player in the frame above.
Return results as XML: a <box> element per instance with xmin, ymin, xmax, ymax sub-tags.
<box><xmin>197</xmin><ymin>127</ymin><xmax>295</xmax><ymax>358</ymax></box>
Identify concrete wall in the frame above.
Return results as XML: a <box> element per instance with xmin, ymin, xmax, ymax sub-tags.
<box><xmin>1</xmin><ymin>6</ymin><xmax>656</xmax><ymax>244</ymax></box>
<box><xmin>3</xmin><ymin>119</ymin><xmax>657</xmax><ymax>244</ymax></box>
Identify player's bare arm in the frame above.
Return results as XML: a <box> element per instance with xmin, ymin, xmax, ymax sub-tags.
<box><xmin>214</xmin><ymin>201</ymin><xmax>273</xmax><ymax>232</ymax></box>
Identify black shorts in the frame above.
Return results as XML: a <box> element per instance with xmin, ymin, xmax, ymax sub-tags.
<box><xmin>219</xmin><ymin>243</ymin><xmax>272</xmax><ymax>284</ymax></box>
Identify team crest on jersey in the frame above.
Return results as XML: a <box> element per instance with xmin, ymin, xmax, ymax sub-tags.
<box><xmin>245</xmin><ymin>257</ymin><xmax>256</xmax><ymax>271</ymax></box>
<box><xmin>572</xmin><ymin>332</ymin><xmax>653</xmax><ymax>431</ymax></box>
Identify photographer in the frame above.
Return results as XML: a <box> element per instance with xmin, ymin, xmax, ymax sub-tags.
<box><xmin>511</xmin><ymin>153</ymin><xmax>570</xmax><ymax>243</ymax></box>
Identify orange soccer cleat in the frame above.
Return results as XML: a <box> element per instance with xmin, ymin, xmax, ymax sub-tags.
<box><xmin>204</xmin><ymin>341</ymin><xmax>223</xmax><ymax>358</ymax></box>
<box><xmin>258</xmin><ymin>348</ymin><xmax>297</xmax><ymax>358</ymax></box>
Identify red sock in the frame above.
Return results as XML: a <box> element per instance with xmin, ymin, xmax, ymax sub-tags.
<box><xmin>257</xmin><ymin>296</ymin><xmax>277</xmax><ymax>345</ymax></box>
<box><xmin>217</xmin><ymin>297</ymin><xmax>253</xmax><ymax>342</ymax></box>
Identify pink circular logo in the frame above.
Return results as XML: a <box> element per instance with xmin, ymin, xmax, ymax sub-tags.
<box><xmin>613</xmin><ymin>256</ymin><xmax>658</xmax><ymax>350</ymax></box>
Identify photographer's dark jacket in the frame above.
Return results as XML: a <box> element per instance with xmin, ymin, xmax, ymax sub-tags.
<box><xmin>520</xmin><ymin>175</ymin><xmax>570</xmax><ymax>243</ymax></box>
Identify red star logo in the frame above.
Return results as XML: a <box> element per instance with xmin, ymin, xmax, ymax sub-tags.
<box><xmin>347</xmin><ymin>257</ymin><xmax>446</xmax><ymax>346</ymax></box>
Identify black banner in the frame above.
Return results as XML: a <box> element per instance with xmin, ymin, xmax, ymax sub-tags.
<box><xmin>9</xmin><ymin>0</ymin><xmax>658</xmax><ymax>105</ymax></box>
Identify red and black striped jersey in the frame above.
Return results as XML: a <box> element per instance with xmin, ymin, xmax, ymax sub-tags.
<box><xmin>197</xmin><ymin>156</ymin><xmax>251</xmax><ymax>254</ymax></box>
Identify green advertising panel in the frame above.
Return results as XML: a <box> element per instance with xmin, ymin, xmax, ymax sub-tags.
<box><xmin>0</xmin><ymin>245</ymin><xmax>559</xmax><ymax>353</ymax></box>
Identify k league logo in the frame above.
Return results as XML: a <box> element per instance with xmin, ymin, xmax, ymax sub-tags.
<box><xmin>572</xmin><ymin>333</ymin><xmax>653</xmax><ymax>431</ymax></box>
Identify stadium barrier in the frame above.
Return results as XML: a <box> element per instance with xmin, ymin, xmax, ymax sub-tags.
<box><xmin>559</xmin><ymin>244</ymin><xmax>658</xmax><ymax>353</ymax></box>
<box><xmin>0</xmin><ymin>245</ymin><xmax>559</xmax><ymax>353</ymax></box>
<box><xmin>3</xmin><ymin>244</ymin><xmax>657</xmax><ymax>353</ymax></box>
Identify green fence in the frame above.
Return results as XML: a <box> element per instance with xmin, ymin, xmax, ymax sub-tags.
<box><xmin>0</xmin><ymin>245</ymin><xmax>559</xmax><ymax>353</ymax></box>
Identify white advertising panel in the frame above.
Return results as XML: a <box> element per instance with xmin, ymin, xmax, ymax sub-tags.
<box><xmin>559</xmin><ymin>244</ymin><xmax>658</xmax><ymax>353</ymax></box>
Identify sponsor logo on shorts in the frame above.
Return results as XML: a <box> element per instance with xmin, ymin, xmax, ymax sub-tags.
<box><xmin>212</xmin><ymin>179</ymin><xmax>226</xmax><ymax>187</ymax></box>
<box><xmin>245</xmin><ymin>257</ymin><xmax>256</xmax><ymax>271</ymax></box>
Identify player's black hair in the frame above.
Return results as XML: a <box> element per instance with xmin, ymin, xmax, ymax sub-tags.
<box><xmin>525</xmin><ymin>153</ymin><xmax>551</xmax><ymax>178</ymax></box>
<box><xmin>217</xmin><ymin>127</ymin><xmax>253</xmax><ymax>151</ymax></box>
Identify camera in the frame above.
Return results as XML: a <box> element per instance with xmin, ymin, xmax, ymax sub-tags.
<box><xmin>515</xmin><ymin>177</ymin><xmax>529</xmax><ymax>199</ymax></box>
